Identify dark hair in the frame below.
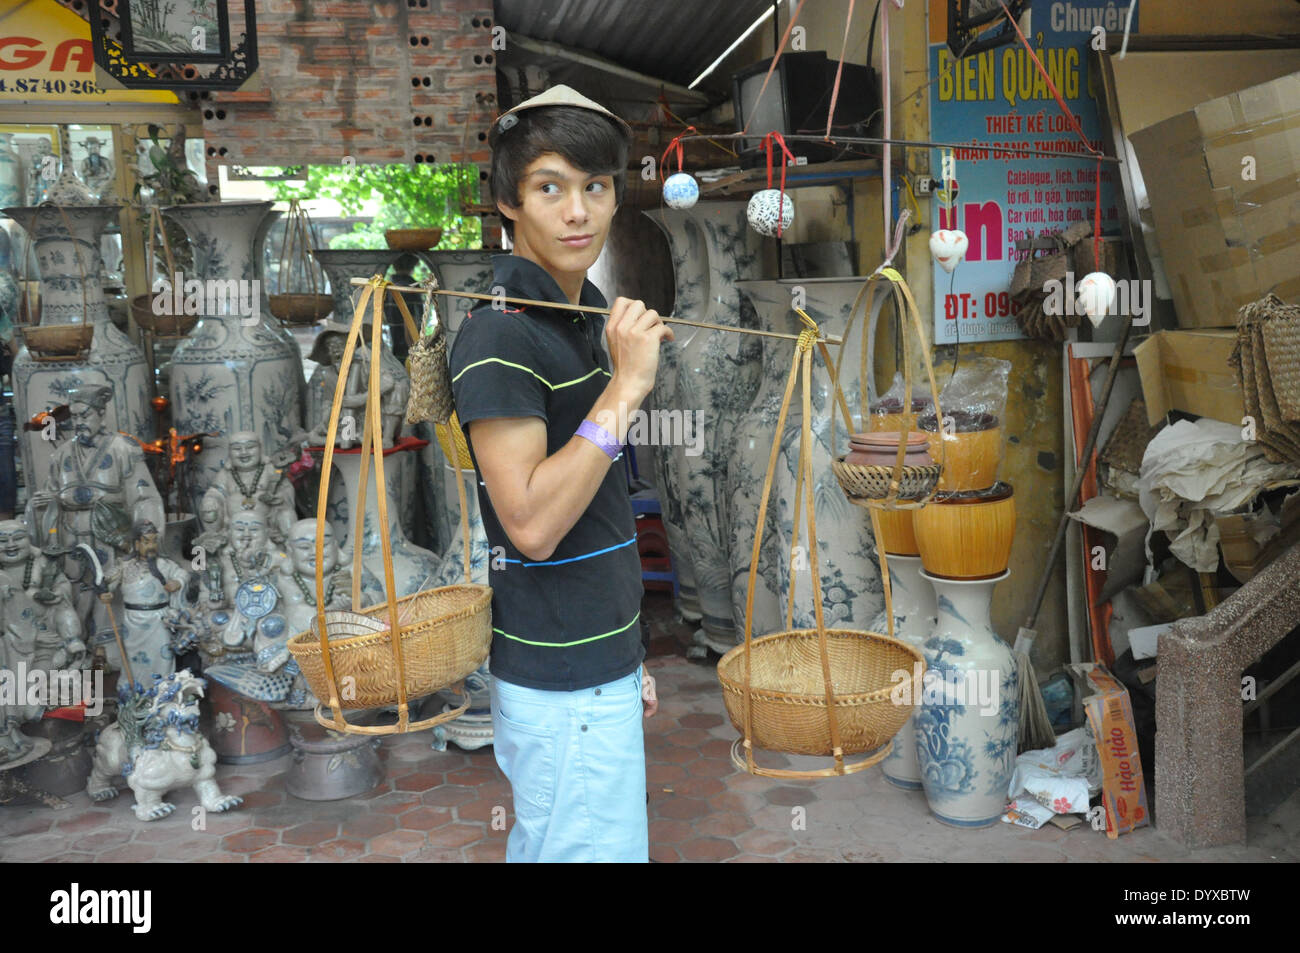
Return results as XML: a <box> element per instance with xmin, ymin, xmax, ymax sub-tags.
<box><xmin>490</xmin><ymin>105</ymin><xmax>629</xmax><ymax>240</ymax></box>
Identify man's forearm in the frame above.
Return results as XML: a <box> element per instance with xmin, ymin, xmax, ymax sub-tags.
<box><xmin>499</xmin><ymin>376</ymin><xmax>643</xmax><ymax>561</ymax></box>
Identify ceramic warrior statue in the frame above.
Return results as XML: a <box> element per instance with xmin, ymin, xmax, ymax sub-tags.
<box><xmin>98</xmin><ymin>519</ymin><xmax>192</xmax><ymax>686</ymax></box>
<box><xmin>0</xmin><ymin>571</ymin><xmax>42</xmax><ymax>763</ymax></box>
<box><xmin>27</xmin><ymin>384</ymin><xmax>165</xmax><ymax>654</ymax></box>
<box><xmin>201</xmin><ymin>431</ymin><xmax>296</xmax><ymax>544</ymax></box>
<box><xmin>307</xmin><ymin>324</ymin><xmax>408</xmax><ymax>449</ymax></box>
<box><xmin>0</xmin><ymin>520</ymin><xmax>84</xmax><ymax>670</ymax></box>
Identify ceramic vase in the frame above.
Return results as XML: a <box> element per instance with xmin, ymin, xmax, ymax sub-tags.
<box><xmin>735</xmin><ymin>278</ymin><xmax>883</xmax><ymax>633</ymax></box>
<box><xmin>914</xmin><ymin>570</ymin><xmax>1020</xmax><ymax>827</ymax></box>
<box><xmin>870</xmin><ymin>555</ymin><xmax>938</xmax><ymax>790</ymax></box>
<box><xmin>163</xmin><ymin>201</ymin><xmax>305</xmax><ymax>498</ymax></box>
<box><xmin>0</xmin><ymin>136</ymin><xmax>23</xmax><ymax>209</ymax></box>
<box><xmin>4</xmin><ymin>203</ymin><xmax>153</xmax><ymax>485</ymax></box>
<box><xmin>647</xmin><ymin>202</ymin><xmax>765</xmax><ymax>653</ymax></box>
<box><xmin>309</xmin><ymin>247</ymin><xmax>420</xmax><ymax>543</ymax></box>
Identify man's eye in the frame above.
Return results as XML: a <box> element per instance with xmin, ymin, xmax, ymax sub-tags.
<box><xmin>587</xmin><ymin>181</ymin><xmax>608</xmax><ymax>193</ymax></box>
<box><xmin>540</xmin><ymin>183</ymin><xmax>560</xmax><ymax>195</ymax></box>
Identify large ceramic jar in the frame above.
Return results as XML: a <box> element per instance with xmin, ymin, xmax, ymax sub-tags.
<box><xmin>869</xmin><ymin>554</ymin><xmax>938</xmax><ymax>790</ymax></box>
<box><xmin>646</xmin><ymin>202</ymin><xmax>765</xmax><ymax>653</ymax></box>
<box><xmin>735</xmin><ymin>277</ymin><xmax>883</xmax><ymax>634</ymax></box>
<box><xmin>914</xmin><ymin>570</ymin><xmax>1019</xmax><ymax>827</ymax></box>
<box><xmin>163</xmin><ymin>202</ymin><xmax>305</xmax><ymax>497</ymax></box>
<box><xmin>4</xmin><ymin>203</ymin><xmax>152</xmax><ymax>483</ymax></box>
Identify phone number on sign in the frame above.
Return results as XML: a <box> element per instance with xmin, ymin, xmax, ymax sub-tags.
<box><xmin>0</xmin><ymin>77</ymin><xmax>104</xmax><ymax>95</ymax></box>
<box><xmin>943</xmin><ymin>292</ymin><xmax>1022</xmax><ymax>321</ymax></box>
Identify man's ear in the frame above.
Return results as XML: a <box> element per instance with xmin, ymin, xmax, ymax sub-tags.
<box><xmin>496</xmin><ymin>198</ymin><xmax>520</xmax><ymax>224</ymax></box>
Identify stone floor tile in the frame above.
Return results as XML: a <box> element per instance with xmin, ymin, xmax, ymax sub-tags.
<box><xmin>680</xmin><ymin>837</ymin><xmax>739</xmax><ymax>862</ymax></box>
<box><xmin>97</xmin><ymin>843</ymin><xmax>158</xmax><ymax>863</ymax></box>
<box><xmin>393</xmin><ymin>772</ymin><xmax>443</xmax><ymax>792</ymax></box>
<box><xmin>250</xmin><ymin>846</ymin><xmax>310</xmax><ymax>863</ymax></box>
<box><xmin>465</xmin><ymin>841</ymin><xmax>507</xmax><ymax>863</ymax></box>
<box><xmin>408</xmin><ymin>846</ymin><xmax>467</xmax><ymax>863</ymax></box>
<box><xmin>357</xmin><ymin>854</ymin><xmax>402</xmax><ymax>863</ymax></box>
<box><xmin>222</xmin><ymin>828</ymin><xmax>278</xmax><ymax>853</ymax></box>
<box><xmin>424</xmin><ymin>823</ymin><xmax>483</xmax><ymax>849</ymax></box>
<box><xmin>457</xmin><ymin>797</ymin><xmax>509</xmax><ymax>824</ymax></box>
<box><xmin>193</xmin><ymin>853</ymin><xmax>248</xmax><ymax>862</ymax></box>
<box><xmin>401</xmin><ymin>806</ymin><xmax>455</xmax><ymax>831</ymax></box>
<box><xmin>654</xmin><ymin>797</ymin><xmax>709</xmax><ymax>821</ymax></box>
<box><xmin>726</xmin><ymin>853</ymin><xmax>779</xmax><ymax>862</ymax></box>
<box><xmin>70</xmin><ymin>828</ymin><xmax>133</xmax><ymax>853</ymax></box>
<box><xmin>445</xmin><ymin>766</ymin><xmax>498</xmax><ymax>787</ymax></box>
<box><xmin>647</xmin><ymin>763</ymin><xmax>688</xmax><ymax>785</ymax></box>
<box><xmin>40</xmin><ymin>852</ymin><xmax>97</xmax><ymax>864</ymax></box>
<box><xmin>283</xmin><ymin>820</ymin><xmax>341</xmax><ymax>846</ymax></box>
<box><xmin>421</xmin><ymin>785</ymin><xmax>475</xmax><ymax>807</ymax></box>
<box><xmin>694</xmin><ymin>811</ymin><xmax>750</xmax><ymax>838</ymax></box>
<box><xmin>649</xmin><ymin>844</ymin><xmax>680</xmax><ymax>863</ymax></box>
<box><xmin>54</xmin><ymin>811</ymin><xmax>113</xmax><ymax>833</ymax></box>
<box><xmin>649</xmin><ymin>818</ymin><xmax>693</xmax><ymax>844</ymax></box>
<box><xmin>680</xmin><ymin>713</ymin><xmax>725</xmax><ymax>730</ymax></box>
<box><xmin>369</xmin><ymin>829</ymin><xmax>428</xmax><ymax>858</ymax></box>
<box><xmin>340</xmin><ymin>813</ymin><xmax>397</xmax><ymax>839</ymax></box>
<box><xmin>312</xmin><ymin>838</ymin><xmax>367</xmax><ymax>862</ymax></box>
<box><xmin>674</xmin><ymin>776</ymin><xmax>726</xmax><ymax>799</ymax></box>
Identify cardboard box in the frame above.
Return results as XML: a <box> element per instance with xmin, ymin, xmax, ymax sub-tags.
<box><xmin>1075</xmin><ymin>665</ymin><xmax>1151</xmax><ymax>839</ymax></box>
<box><xmin>1134</xmin><ymin>330</ymin><xmax>1245</xmax><ymax>426</ymax></box>
<box><xmin>1129</xmin><ymin>71</ymin><xmax>1300</xmax><ymax>330</ymax></box>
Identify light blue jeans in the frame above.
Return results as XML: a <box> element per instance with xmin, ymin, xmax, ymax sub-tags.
<box><xmin>490</xmin><ymin>666</ymin><xmax>648</xmax><ymax>863</ymax></box>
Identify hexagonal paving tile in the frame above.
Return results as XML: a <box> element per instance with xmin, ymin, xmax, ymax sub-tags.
<box><xmin>356</xmin><ymin>854</ymin><xmax>402</xmax><ymax>863</ymax></box>
<box><xmin>41</xmin><ymin>852</ymin><xmax>98</xmax><ymax>864</ymax></box>
<box><xmin>444</xmin><ymin>766</ymin><xmax>498</xmax><ymax>787</ymax></box>
<box><xmin>340</xmin><ymin>814</ymin><xmax>397</xmax><ymax>839</ymax></box>
<box><xmin>673</xmin><ymin>776</ymin><xmax>726</xmax><ymax>799</ymax></box>
<box><xmin>694</xmin><ymin>811</ymin><xmax>750</xmax><ymax>838</ymax></box>
<box><xmin>312</xmin><ymin>838</ymin><xmax>367</xmax><ymax>862</ymax></box>
<box><xmin>283</xmin><ymin>820</ymin><xmax>342</xmax><ymax>846</ymax></box>
<box><xmin>421</xmin><ymin>785</ymin><xmax>475</xmax><ymax>808</ymax></box>
<box><xmin>70</xmin><ymin>829</ymin><xmax>133</xmax><ymax>853</ymax></box>
<box><xmin>407</xmin><ymin>846</ymin><xmax>467</xmax><ymax>863</ymax></box>
<box><xmin>737</xmin><ymin>828</ymin><xmax>796</xmax><ymax>856</ymax></box>
<box><xmin>646</xmin><ymin>763</ymin><xmax>688</xmax><ymax>785</ymax></box>
<box><xmin>250</xmin><ymin>846</ymin><xmax>311</xmax><ymax>863</ymax></box>
<box><xmin>464</xmin><ymin>841</ymin><xmax>507</xmax><ymax>863</ymax></box>
<box><xmin>654</xmin><ymin>797</ymin><xmax>709</xmax><ymax>821</ymax></box>
<box><xmin>400</xmin><ymin>806</ymin><xmax>455</xmax><ymax>831</ymax></box>
<box><xmin>680</xmin><ymin>837</ymin><xmax>739</xmax><ymax>862</ymax></box>
<box><xmin>423</xmin><ymin>823</ymin><xmax>483</xmax><ymax>849</ymax></box>
<box><xmin>369</xmin><ymin>791</ymin><xmax>424</xmax><ymax>815</ymax></box>
<box><xmin>393</xmin><ymin>772</ymin><xmax>443</xmax><ymax>792</ymax></box>
<box><xmin>97</xmin><ymin>844</ymin><xmax>158</xmax><ymax>863</ymax></box>
<box><xmin>221</xmin><ymin>829</ymin><xmax>279</xmax><ymax>853</ymax></box>
<box><xmin>648</xmin><ymin>844</ymin><xmax>680</xmax><ymax>863</ymax></box>
<box><xmin>54</xmin><ymin>811</ymin><xmax>113</xmax><ymax>833</ymax></box>
<box><xmin>648</xmin><ymin>818</ymin><xmax>692</xmax><ymax>844</ymax></box>
<box><xmin>369</xmin><ymin>828</ymin><xmax>428</xmax><ymax>858</ymax></box>
<box><xmin>764</xmin><ymin>785</ymin><xmax>818</xmax><ymax>806</ymax></box>
<box><xmin>679</xmin><ymin>713</ymin><xmax>725</xmax><ymax>730</ymax></box>
<box><xmin>686</xmin><ymin>758</ymin><xmax>734</xmax><ymax>779</ymax></box>
<box><xmin>456</xmin><ymin>796</ymin><xmax>511</xmax><ymax>825</ymax></box>
<box><xmin>665</xmin><ymin>728</ymin><xmax>711</xmax><ymax>748</ymax></box>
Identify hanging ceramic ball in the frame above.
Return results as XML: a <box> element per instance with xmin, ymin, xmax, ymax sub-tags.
<box><xmin>929</xmin><ymin>229</ymin><xmax>969</xmax><ymax>273</ymax></box>
<box><xmin>747</xmin><ymin>189</ymin><xmax>794</xmax><ymax>237</ymax></box>
<box><xmin>1075</xmin><ymin>271</ymin><xmax>1117</xmax><ymax>328</ymax></box>
<box><xmin>662</xmin><ymin>172</ymin><xmax>699</xmax><ymax>209</ymax></box>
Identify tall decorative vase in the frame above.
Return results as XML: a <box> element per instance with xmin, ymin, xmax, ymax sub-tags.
<box><xmin>647</xmin><ymin>202</ymin><xmax>765</xmax><ymax>653</ymax></box>
<box><xmin>163</xmin><ymin>201</ymin><xmax>305</xmax><ymax>498</ymax></box>
<box><xmin>736</xmin><ymin>277</ymin><xmax>883</xmax><ymax>633</ymax></box>
<box><xmin>914</xmin><ymin>570</ymin><xmax>1020</xmax><ymax>827</ymax></box>
<box><xmin>872</xmin><ymin>554</ymin><xmax>938</xmax><ymax>790</ymax></box>
<box><xmin>309</xmin><ymin>247</ymin><xmax>418</xmax><ymax>543</ymax></box>
<box><xmin>419</xmin><ymin>250</ymin><xmax>494</xmax><ymax>554</ymax></box>
<box><xmin>4</xmin><ymin>203</ymin><xmax>153</xmax><ymax>484</ymax></box>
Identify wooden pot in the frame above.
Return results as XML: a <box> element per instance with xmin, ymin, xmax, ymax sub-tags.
<box><xmin>875</xmin><ymin>506</ymin><xmax>919</xmax><ymax>556</ymax></box>
<box><xmin>913</xmin><ymin>482</ymin><xmax>1015</xmax><ymax>579</ymax></box>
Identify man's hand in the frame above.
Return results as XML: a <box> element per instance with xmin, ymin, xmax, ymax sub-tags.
<box><xmin>642</xmin><ymin>671</ymin><xmax>658</xmax><ymax>718</ymax></box>
<box><xmin>604</xmin><ymin>297</ymin><xmax>674</xmax><ymax>402</ymax></box>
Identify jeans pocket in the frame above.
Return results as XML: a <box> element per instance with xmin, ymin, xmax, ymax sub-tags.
<box><xmin>492</xmin><ymin>697</ymin><xmax>557</xmax><ymax>819</ymax></box>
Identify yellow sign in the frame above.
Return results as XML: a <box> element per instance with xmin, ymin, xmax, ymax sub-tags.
<box><xmin>0</xmin><ymin>0</ymin><xmax>178</xmax><ymax>103</ymax></box>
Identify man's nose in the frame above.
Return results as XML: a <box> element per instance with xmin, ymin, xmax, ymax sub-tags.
<box><xmin>563</xmin><ymin>190</ymin><xmax>590</xmax><ymax>223</ymax></box>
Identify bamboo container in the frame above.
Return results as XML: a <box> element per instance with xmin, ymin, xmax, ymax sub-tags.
<box><xmin>913</xmin><ymin>483</ymin><xmax>1016</xmax><ymax>579</ymax></box>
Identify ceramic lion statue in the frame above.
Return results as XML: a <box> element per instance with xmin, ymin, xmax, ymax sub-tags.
<box><xmin>86</xmin><ymin>669</ymin><xmax>243</xmax><ymax>821</ymax></box>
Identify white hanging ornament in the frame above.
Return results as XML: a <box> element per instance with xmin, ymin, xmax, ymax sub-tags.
<box><xmin>747</xmin><ymin>189</ymin><xmax>794</xmax><ymax>237</ymax></box>
<box><xmin>1075</xmin><ymin>271</ymin><xmax>1117</xmax><ymax>328</ymax></box>
<box><xmin>662</xmin><ymin>172</ymin><xmax>699</xmax><ymax>210</ymax></box>
<box><xmin>929</xmin><ymin>229</ymin><xmax>969</xmax><ymax>273</ymax></box>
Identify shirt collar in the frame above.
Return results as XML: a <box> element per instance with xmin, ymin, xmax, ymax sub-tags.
<box><xmin>490</xmin><ymin>254</ymin><xmax>607</xmax><ymax>323</ymax></box>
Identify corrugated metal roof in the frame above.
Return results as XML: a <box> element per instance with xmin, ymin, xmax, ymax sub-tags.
<box><xmin>495</xmin><ymin>0</ymin><xmax>775</xmax><ymax>90</ymax></box>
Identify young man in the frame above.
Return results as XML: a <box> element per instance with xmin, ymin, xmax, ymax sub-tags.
<box><xmin>448</xmin><ymin>86</ymin><xmax>674</xmax><ymax>863</ymax></box>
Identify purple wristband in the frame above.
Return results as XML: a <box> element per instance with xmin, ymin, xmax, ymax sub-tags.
<box><xmin>576</xmin><ymin>420</ymin><xmax>621</xmax><ymax>460</ymax></box>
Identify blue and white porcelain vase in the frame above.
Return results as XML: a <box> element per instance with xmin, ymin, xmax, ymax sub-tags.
<box><xmin>914</xmin><ymin>570</ymin><xmax>1020</xmax><ymax>827</ymax></box>
<box><xmin>735</xmin><ymin>278</ymin><xmax>883</xmax><ymax>633</ymax></box>
<box><xmin>871</xmin><ymin>554</ymin><xmax>938</xmax><ymax>790</ymax></box>
<box><xmin>163</xmin><ymin>201</ymin><xmax>305</xmax><ymax>497</ymax></box>
<box><xmin>647</xmin><ymin>202</ymin><xmax>766</xmax><ymax>653</ymax></box>
<box><xmin>4</xmin><ymin>203</ymin><xmax>153</xmax><ymax>484</ymax></box>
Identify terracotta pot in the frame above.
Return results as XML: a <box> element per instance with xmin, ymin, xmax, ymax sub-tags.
<box><xmin>913</xmin><ymin>482</ymin><xmax>1016</xmax><ymax>579</ymax></box>
<box><xmin>920</xmin><ymin>412</ymin><xmax>1003</xmax><ymax>492</ymax></box>
<box><xmin>874</xmin><ymin>506</ymin><xmax>920</xmax><ymax>556</ymax></box>
<box><xmin>845</xmin><ymin>430</ymin><xmax>933</xmax><ymax>469</ymax></box>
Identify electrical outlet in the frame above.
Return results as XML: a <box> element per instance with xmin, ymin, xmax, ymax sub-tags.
<box><xmin>916</xmin><ymin>177</ymin><xmax>932</xmax><ymax>195</ymax></box>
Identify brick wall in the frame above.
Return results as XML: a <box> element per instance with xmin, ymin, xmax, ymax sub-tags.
<box><xmin>203</xmin><ymin>0</ymin><xmax>497</xmax><ymax>183</ymax></box>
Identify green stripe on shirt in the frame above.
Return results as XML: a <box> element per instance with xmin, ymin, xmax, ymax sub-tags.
<box><xmin>452</xmin><ymin>358</ymin><xmax>610</xmax><ymax>390</ymax></box>
<box><xmin>494</xmin><ymin>611</ymin><xmax>641</xmax><ymax>648</ymax></box>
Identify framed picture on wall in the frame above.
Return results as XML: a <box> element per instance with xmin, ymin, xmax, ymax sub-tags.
<box><xmin>119</xmin><ymin>0</ymin><xmax>232</xmax><ymax>63</ymax></box>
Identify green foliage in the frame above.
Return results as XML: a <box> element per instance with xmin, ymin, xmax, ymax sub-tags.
<box><xmin>269</xmin><ymin>163</ymin><xmax>482</xmax><ymax>250</ymax></box>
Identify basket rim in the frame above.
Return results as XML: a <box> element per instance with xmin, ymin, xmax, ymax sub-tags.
<box><xmin>716</xmin><ymin>627</ymin><xmax>925</xmax><ymax>707</ymax></box>
<box><xmin>286</xmin><ymin>583</ymin><xmax>492</xmax><ymax>658</ymax></box>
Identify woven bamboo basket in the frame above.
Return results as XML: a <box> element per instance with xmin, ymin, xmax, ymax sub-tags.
<box><xmin>399</xmin><ymin>277</ymin><xmax>476</xmax><ymax>470</ymax></box>
<box><xmin>21</xmin><ymin>324</ymin><xmax>94</xmax><ymax>361</ymax></box>
<box><xmin>828</xmin><ymin>271</ymin><xmax>946</xmax><ymax>510</ymax></box>
<box><xmin>269</xmin><ymin>292</ymin><xmax>333</xmax><ymax>326</ymax></box>
<box><xmin>285</xmin><ymin>276</ymin><xmax>491</xmax><ymax>735</ymax></box>
<box><xmin>719</xmin><ymin>303</ymin><xmax>926</xmax><ymax>779</ymax></box>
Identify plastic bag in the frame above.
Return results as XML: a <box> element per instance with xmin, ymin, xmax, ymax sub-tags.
<box><xmin>866</xmin><ymin>371</ymin><xmax>934</xmax><ymax>434</ymax></box>
<box><xmin>919</xmin><ymin>356</ymin><xmax>1011</xmax><ymax>492</ymax></box>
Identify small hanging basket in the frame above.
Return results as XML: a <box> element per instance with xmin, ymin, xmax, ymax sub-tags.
<box><xmin>269</xmin><ymin>198</ymin><xmax>331</xmax><ymax>327</ymax></box>
<box><xmin>719</xmin><ymin>307</ymin><xmax>925</xmax><ymax>779</ymax></box>
<box><xmin>21</xmin><ymin>324</ymin><xmax>94</xmax><ymax>361</ymax></box>
<box><xmin>132</xmin><ymin>205</ymin><xmax>196</xmax><ymax>337</ymax></box>
<box><xmin>286</xmin><ymin>276</ymin><xmax>491</xmax><ymax>735</ymax></box>
<box><xmin>402</xmin><ymin>276</ymin><xmax>475</xmax><ymax>470</ymax></box>
<box><xmin>828</xmin><ymin>269</ymin><xmax>947</xmax><ymax>511</ymax></box>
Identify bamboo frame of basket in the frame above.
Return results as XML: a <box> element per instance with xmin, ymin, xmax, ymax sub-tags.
<box><xmin>717</xmin><ymin>308</ymin><xmax>926</xmax><ymax>779</ymax></box>
<box><xmin>269</xmin><ymin>198</ymin><xmax>332</xmax><ymax>325</ymax></box>
<box><xmin>289</xmin><ymin>275</ymin><xmax>490</xmax><ymax>735</ymax></box>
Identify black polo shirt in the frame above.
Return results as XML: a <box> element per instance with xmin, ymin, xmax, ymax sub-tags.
<box><xmin>448</xmin><ymin>254</ymin><xmax>644</xmax><ymax>691</ymax></box>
